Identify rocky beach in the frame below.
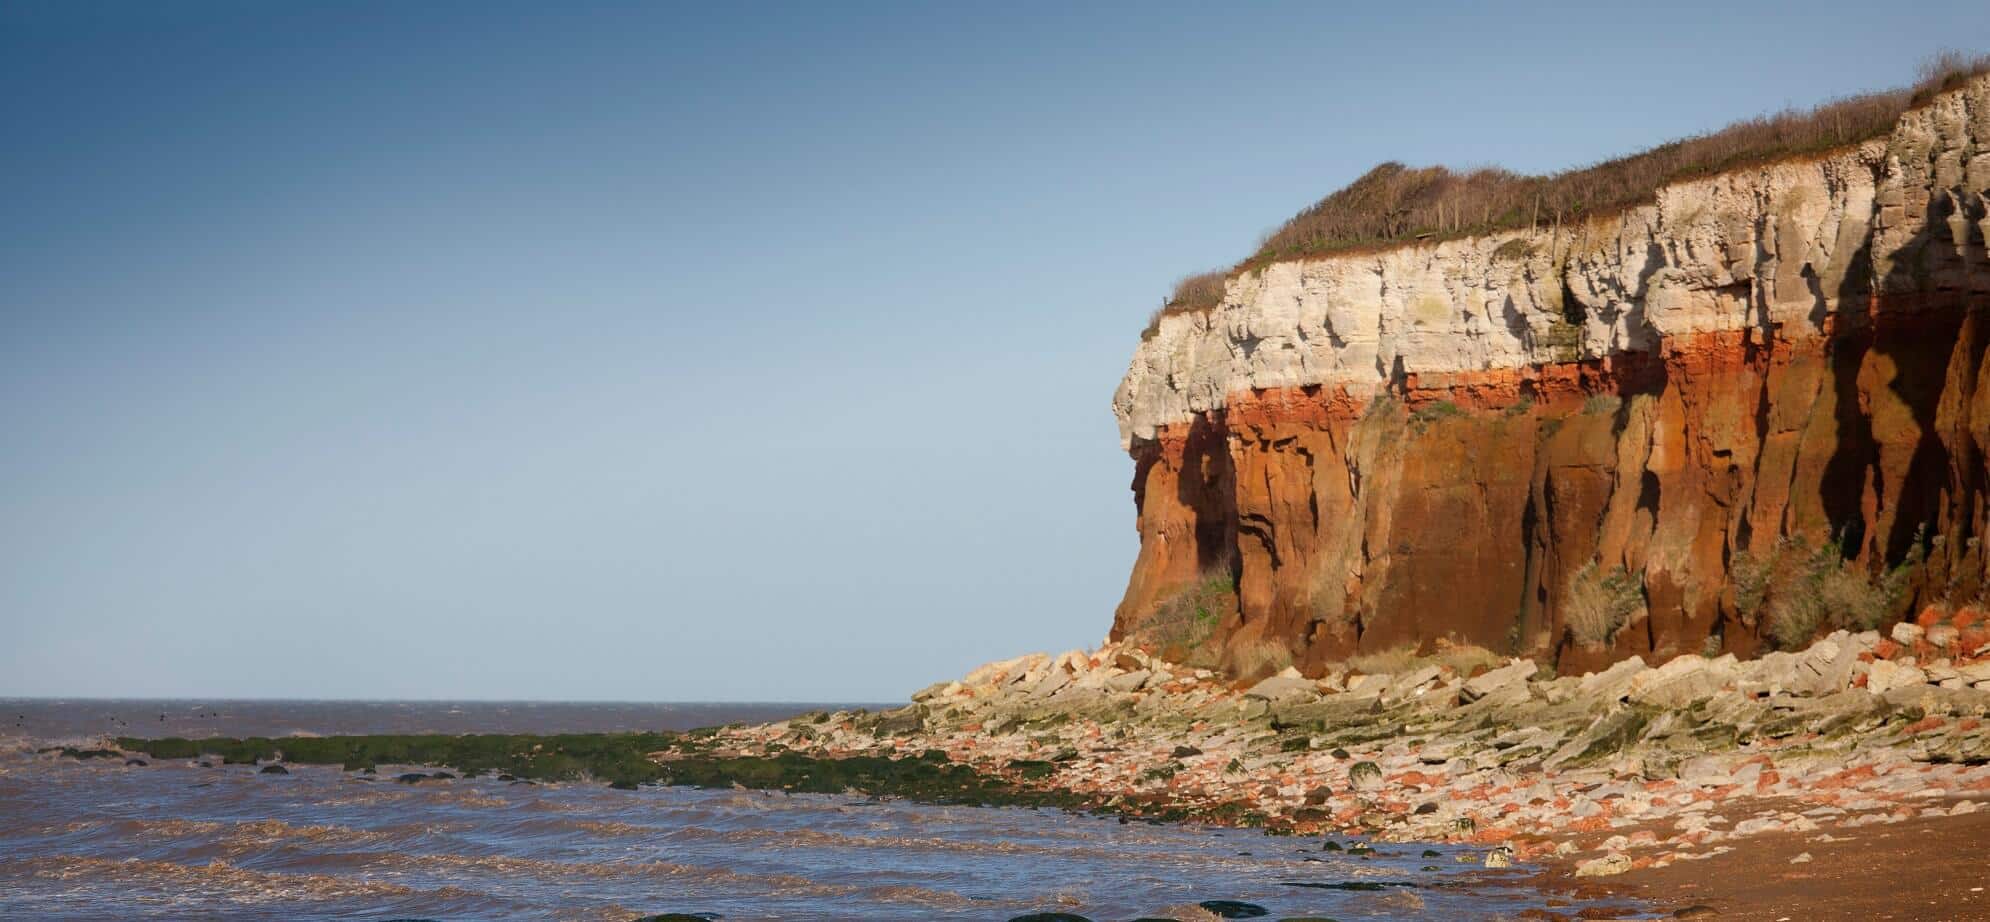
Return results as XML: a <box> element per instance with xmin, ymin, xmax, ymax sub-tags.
<box><xmin>700</xmin><ymin>610</ymin><xmax>1990</xmax><ymax>919</ymax></box>
<box><xmin>60</xmin><ymin>607</ymin><xmax>1990</xmax><ymax>919</ymax></box>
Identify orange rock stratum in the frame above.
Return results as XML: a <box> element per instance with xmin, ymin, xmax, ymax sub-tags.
<box><xmin>1110</xmin><ymin>74</ymin><xmax>1990</xmax><ymax>676</ymax></box>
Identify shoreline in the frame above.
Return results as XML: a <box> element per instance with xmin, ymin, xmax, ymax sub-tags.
<box><xmin>728</xmin><ymin>628</ymin><xmax>1990</xmax><ymax>919</ymax></box>
<box><xmin>87</xmin><ymin>625</ymin><xmax>1990</xmax><ymax>920</ymax></box>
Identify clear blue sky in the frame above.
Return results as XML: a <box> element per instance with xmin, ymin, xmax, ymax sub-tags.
<box><xmin>4</xmin><ymin>2</ymin><xmax>1985</xmax><ymax>701</ymax></box>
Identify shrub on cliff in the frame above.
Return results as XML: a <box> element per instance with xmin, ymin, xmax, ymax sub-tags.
<box><xmin>1148</xmin><ymin>270</ymin><xmax>1228</xmax><ymax>337</ymax></box>
<box><xmin>1136</xmin><ymin>569</ymin><xmax>1236</xmax><ymax>667</ymax></box>
<box><xmin>1224</xmin><ymin>638</ymin><xmax>1294</xmax><ymax>679</ymax></box>
<box><xmin>1564</xmin><ymin>562</ymin><xmax>1646</xmax><ymax>649</ymax></box>
<box><xmin>1735</xmin><ymin>536</ymin><xmax>1919</xmax><ymax>649</ymax></box>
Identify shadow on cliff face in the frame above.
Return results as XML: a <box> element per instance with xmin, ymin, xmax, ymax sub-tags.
<box><xmin>1177</xmin><ymin>413</ymin><xmax>1240</xmax><ymax>580</ymax></box>
<box><xmin>1820</xmin><ymin>231</ymin><xmax>1878</xmax><ymax>558</ymax></box>
<box><xmin>1820</xmin><ymin>180</ymin><xmax>1988</xmax><ymax>616</ymax></box>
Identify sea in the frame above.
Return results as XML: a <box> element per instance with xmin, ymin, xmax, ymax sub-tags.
<box><xmin>0</xmin><ymin>699</ymin><xmax>1619</xmax><ymax>920</ymax></box>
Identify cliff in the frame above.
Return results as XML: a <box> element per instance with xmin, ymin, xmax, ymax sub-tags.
<box><xmin>1111</xmin><ymin>73</ymin><xmax>1990</xmax><ymax>676</ymax></box>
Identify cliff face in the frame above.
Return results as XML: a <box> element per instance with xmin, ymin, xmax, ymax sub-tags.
<box><xmin>1111</xmin><ymin>75</ymin><xmax>1990</xmax><ymax>676</ymax></box>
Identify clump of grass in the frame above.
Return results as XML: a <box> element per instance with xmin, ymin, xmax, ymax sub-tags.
<box><xmin>1738</xmin><ymin>535</ymin><xmax>1921</xmax><ymax>649</ymax></box>
<box><xmin>1136</xmin><ymin>569</ymin><xmax>1237</xmax><ymax>666</ymax></box>
<box><xmin>1146</xmin><ymin>269</ymin><xmax>1230</xmax><ymax>335</ymax></box>
<box><xmin>1250</xmin><ymin>54</ymin><xmax>1988</xmax><ymax>265</ymax></box>
<box><xmin>1226</xmin><ymin>638</ymin><xmax>1294</xmax><ymax>679</ymax></box>
<box><xmin>1581</xmin><ymin>394</ymin><xmax>1622</xmax><ymax>416</ymax></box>
<box><xmin>1563</xmin><ymin>561</ymin><xmax>1647</xmax><ymax>649</ymax></box>
<box><xmin>1409</xmin><ymin>399</ymin><xmax>1467</xmax><ymax>430</ymax></box>
<box><xmin>1153</xmin><ymin>53</ymin><xmax>1990</xmax><ymax>321</ymax></box>
<box><xmin>1345</xmin><ymin>642</ymin><xmax>1507</xmax><ymax>677</ymax></box>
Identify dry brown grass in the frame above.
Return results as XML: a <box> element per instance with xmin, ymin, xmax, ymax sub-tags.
<box><xmin>1564</xmin><ymin>561</ymin><xmax>1647</xmax><ymax>650</ymax></box>
<box><xmin>1151</xmin><ymin>53</ymin><xmax>1990</xmax><ymax>322</ymax></box>
<box><xmin>1224</xmin><ymin>638</ymin><xmax>1294</xmax><ymax>680</ymax></box>
<box><xmin>1345</xmin><ymin>642</ymin><xmax>1508</xmax><ymax>677</ymax></box>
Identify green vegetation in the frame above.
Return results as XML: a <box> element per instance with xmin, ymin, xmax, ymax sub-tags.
<box><xmin>114</xmin><ymin>731</ymin><xmax>1094</xmax><ymax>807</ymax></box>
<box><xmin>1563</xmin><ymin>561</ymin><xmax>1646</xmax><ymax>649</ymax></box>
<box><xmin>1581</xmin><ymin>394</ymin><xmax>1622</xmax><ymax>416</ymax></box>
<box><xmin>1225</xmin><ymin>638</ymin><xmax>1295</xmax><ymax>678</ymax></box>
<box><xmin>1732</xmin><ymin>534</ymin><xmax>1920</xmax><ymax>649</ymax></box>
<box><xmin>1136</xmin><ymin>569</ymin><xmax>1237</xmax><ymax>666</ymax></box>
<box><xmin>1151</xmin><ymin>53</ymin><xmax>1990</xmax><ymax>321</ymax></box>
<box><xmin>1408</xmin><ymin>399</ymin><xmax>1467</xmax><ymax>430</ymax></box>
<box><xmin>120</xmin><ymin>732</ymin><xmax>684</xmax><ymax>788</ymax></box>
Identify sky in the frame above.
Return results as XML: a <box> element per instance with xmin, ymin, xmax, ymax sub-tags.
<box><xmin>4</xmin><ymin>2</ymin><xmax>1987</xmax><ymax>702</ymax></box>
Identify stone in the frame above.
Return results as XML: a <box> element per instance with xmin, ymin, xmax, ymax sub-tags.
<box><xmin>1196</xmin><ymin>900</ymin><xmax>1269</xmax><ymax>919</ymax></box>
<box><xmin>1866</xmin><ymin>660</ymin><xmax>1928</xmax><ymax>696</ymax></box>
<box><xmin>1344</xmin><ymin>674</ymin><xmax>1391</xmax><ymax>698</ymax></box>
<box><xmin>1893</xmin><ymin>622</ymin><xmax>1926</xmax><ymax>646</ymax></box>
<box><xmin>1029</xmin><ymin>669</ymin><xmax>1072</xmax><ymax>700</ymax></box>
<box><xmin>1579</xmin><ymin>657</ymin><xmax>1649</xmax><ymax>701</ymax></box>
<box><xmin>1463</xmin><ymin>660</ymin><xmax>1536</xmax><ymax>701</ymax></box>
<box><xmin>1630</xmin><ymin>656</ymin><xmax>1733</xmax><ymax>709</ymax></box>
<box><xmin>1243</xmin><ymin>675</ymin><xmax>1318</xmax><ymax>702</ymax></box>
<box><xmin>1483</xmin><ymin>847</ymin><xmax>1514</xmax><ymax>868</ymax></box>
<box><xmin>258</xmin><ymin>764</ymin><xmax>289</xmax><ymax>775</ymax></box>
<box><xmin>1105</xmin><ymin>670</ymin><xmax>1152</xmax><ymax>693</ymax></box>
<box><xmin>1574</xmin><ymin>853</ymin><xmax>1634</xmax><ymax>877</ymax></box>
<box><xmin>1348</xmin><ymin>761</ymin><xmax>1383</xmax><ymax>792</ymax></box>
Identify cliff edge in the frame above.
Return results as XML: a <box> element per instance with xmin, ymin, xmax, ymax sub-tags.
<box><xmin>1111</xmin><ymin>72</ymin><xmax>1990</xmax><ymax>676</ymax></box>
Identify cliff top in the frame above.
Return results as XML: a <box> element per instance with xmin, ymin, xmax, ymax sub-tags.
<box><xmin>1150</xmin><ymin>52</ymin><xmax>1990</xmax><ymax>332</ymax></box>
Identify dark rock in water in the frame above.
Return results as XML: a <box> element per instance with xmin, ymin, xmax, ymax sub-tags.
<box><xmin>428</xmin><ymin>771</ymin><xmax>456</xmax><ymax>780</ymax></box>
<box><xmin>124</xmin><ymin>759</ymin><xmax>148</xmax><ymax>767</ymax></box>
<box><xmin>1171</xmin><ymin>744</ymin><xmax>1203</xmax><ymax>758</ymax></box>
<box><xmin>197</xmin><ymin>761</ymin><xmax>214</xmax><ymax>768</ymax></box>
<box><xmin>634</xmin><ymin>914</ymin><xmax>722</xmax><ymax>921</ymax></box>
<box><xmin>1421</xmin><ymin>849</ymin><xmax>1441</xmax><ymax>857</ymax></box>
<box><xmin>396</xmin><ymin>773</ymin><xmax>430</xmax><ymax>784</ymax></box>
<box><xmin>1275</xmin><ymin>917</ymin><xmax>1345</xmax><ymax>921</ymax></box>
<box><xmin>258</xmin><ymin>764</ymin><xmax>289</xmax><ymax>775</ymax></box>
<box><xmin>1007</xmin><ymin>914</ymin><xmax>1092</xmax><ymax>922</ymax></box>
<box><xmin>508</xmin><ymin>780</ymin><xmax>537</xmax><ymax>786</ymax></box>
<box><xmin>497</xmin><ymin>773</ymin><xmax>517</xmax><ymax>781</ymax></box>
<box><xmin>1674</xmin><ymin>908</ymin><xmax>1720</xmax><ymax>919</ymax></box>
<box><xmin>1198</xmin><ymin>901</ymin><xmax>1269</xmax><ymax>918</ymax></box>
<box><xmin>1280</xmin><ymin>880</ymin><xmax>1416</xmax><ymax>891</ymax></box>
<box><xmin>1320</xmin><ymin>840</ymin><xmax>1342</xmax><ymax>851</ymax></box>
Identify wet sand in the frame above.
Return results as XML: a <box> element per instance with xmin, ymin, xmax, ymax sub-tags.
<box><xmin>1535</xmin><ymin>804</ymin><xmax>1990</xmax><ymax>921</ymax></box>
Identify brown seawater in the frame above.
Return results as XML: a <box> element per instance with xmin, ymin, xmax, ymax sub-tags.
<box><xmin>0</xmin><ymin>700</ymin><xmax>1589</xmax><ymax>920</ymax></box>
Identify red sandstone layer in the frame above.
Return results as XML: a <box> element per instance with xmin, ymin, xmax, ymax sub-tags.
<box><xmin>1114</xmin><ymin>298</ymin><xmax>1990</xmax><ymax>675</ymax></box>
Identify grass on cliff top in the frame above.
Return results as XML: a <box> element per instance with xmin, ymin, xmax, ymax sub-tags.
<box><xmin>1148</xmin><ymin>51</ymin><xmax>1990</xmax><ymax>330</ymax></box>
